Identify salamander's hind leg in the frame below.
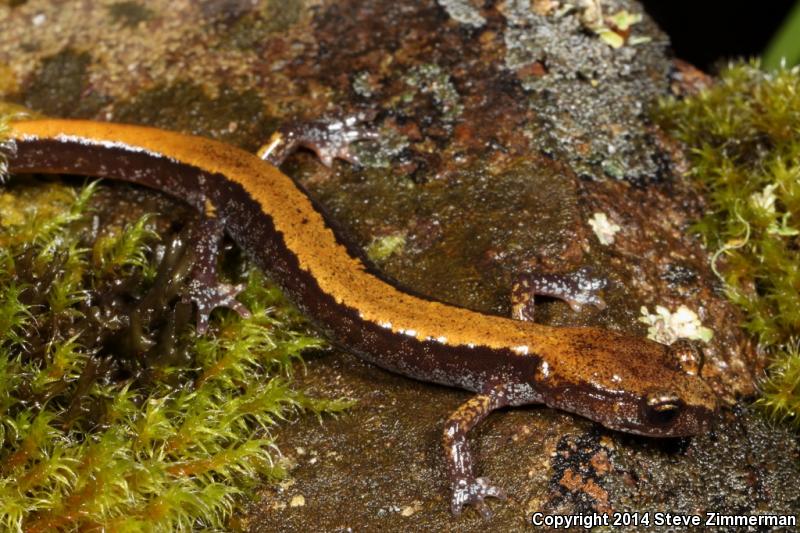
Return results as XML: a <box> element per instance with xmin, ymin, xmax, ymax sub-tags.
<box><xmin>511</xmin><ymin>266</ymin><xmax>607</xmax><ymax>321</ymax></box>
<box><xmin>183</xmin><ymin>217</ymin><xmax>251</xmax><ymax>333</ymax></box>
<box><xmin>444</xmin><ymin>383</ymin><xmax>511</xmax><ymax>518</ymax></box>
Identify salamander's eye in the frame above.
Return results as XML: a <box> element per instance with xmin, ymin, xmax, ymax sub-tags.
<box><xmin>642</xmin><ymin>392</ymin><xmax>684</xmax><ymax>425</ymax></box>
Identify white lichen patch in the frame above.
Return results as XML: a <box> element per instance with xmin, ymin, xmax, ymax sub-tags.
<box><xmin>400</xmin><ymin>501</ymin><xmax>423</xmax><ymax>517</ymax></box>
<box><xmin>597</xmin><ymin>29</ymin><xmax>624</xmax><ymax>49</ymax></box>
<box><xmin>436</xmin><ymin>0</ymin><xmax>486</xmax><ymax>28</ymax></box>
<box><xmin>588</xmin><ymin>212</ymin><xmax>621</xmax><ymax>245</ymax></box>
<box><xmin>577</xmin><ymin>2</ymin><xmax>644</xmax><ymax>49</ymax></box>
<box><xmin>289</xmin><ymin>494</ymin><xmax>306</xmax><ymax>508</ymax></box>
<box><xmin>639</xmin><ymin>305</ymin><xmax>714</xmax><ymax>344</ymax></box>
<box><xmin>577</xmin><ymin>0</ymin><xmax>604</xmax><ymax>29</ymax></box>
<box><xmin>606</xmin><ymin>9</ymin><xmax>642</xmax><ymax>32</ymax></box>
<box><xmin>750</xmin><ymin>183</ymin><xmax>778</xmax><ymax>214</ymax></box>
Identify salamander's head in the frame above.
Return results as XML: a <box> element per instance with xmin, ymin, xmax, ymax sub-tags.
<box><xmin>536</xmin><ymin>328</ymin><xmax>718</xmax><ymax>438</ymax></box>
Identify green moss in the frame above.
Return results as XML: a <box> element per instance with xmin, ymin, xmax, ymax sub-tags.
<box><xmin>92</xmin><ymin>213</ymin><xmax>159</xmax><ymax>276</ymax></box>
<box><xmin>763</xmin><ymin>1</ymin><xmax>800</xmax><ymax>70</ymax></box>
<box><xmin>656</xmin><ymin>62</ymin><xmax>800</xmax><ymax>425</ymax></box>
<box><xmin>0</xmin><ymin>118</ymin><xmax>352</xmax><ymax>529</ymax></box>
<box><xmin>755</xmin><ymin>341</ymin><xmax>800</xmax><ymax>423</ymax></box>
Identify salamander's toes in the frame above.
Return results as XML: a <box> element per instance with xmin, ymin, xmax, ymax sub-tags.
<box><xmin>179</xmin><ymin>217</ymin><xmax>252</xmax><ymax>334</ymax></box>
<box><xmin>185</xmin><ymin>279</ymin><xmax>251</xmax><ymax>334</ymax></box>
<box><xmin>511</xmin><ymin>266</ymin><xmax>608</xmax><ymax>321</ymax></box>
<box><xmin>450</xmin><ymin>476</ymin><xmax>507</xmax><ymax>519</ymax></box>
<box><xmin>259</xmin><ymin>111</ymin><xmax>379</xmax><ymax>167</ymax></box>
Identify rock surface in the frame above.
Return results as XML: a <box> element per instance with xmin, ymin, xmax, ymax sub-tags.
<box><xmin>1</xmin><ymin>0</ymin><xmax>797</xmax><ymax>530</ymax></box>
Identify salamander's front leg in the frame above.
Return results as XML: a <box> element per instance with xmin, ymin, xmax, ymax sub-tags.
<box><xmin>511</xmin><ymin>266</ymin><xmax>607</xmax><ymax>321</ymax></box>
<box><xmin>444</xmin><ymin>383</ymin><xmax>510</xmax><ymax>518</ymax></box>
<box><xmin>257</xmin><ymin>111</ymin><xmax>378</xmax><ymax>167</ymax></box>
<box><xmin>183</xmin><ymin>217</ymin><xmax>251</xmax><ymax>333</ymax></box>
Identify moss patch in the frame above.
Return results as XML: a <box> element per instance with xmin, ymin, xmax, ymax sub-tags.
<box><xmin>0</xmin><ymin>115</ymin><xmax>351</xmax><ymax>530</ymax></box>
<box><xmin>656</xmin><ymin>62</ymin><xmax>800</xmax><ymax>425</ymax></box>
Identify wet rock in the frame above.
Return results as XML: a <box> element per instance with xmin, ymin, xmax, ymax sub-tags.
<box><xmin>0</xmin><ymin>0</ymin><xmax>793</xmax><ymax>530</ymax></box>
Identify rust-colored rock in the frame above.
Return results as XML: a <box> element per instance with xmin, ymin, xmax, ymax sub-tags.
<box><xmin>0</xmin><ymin>0</ymin><xmax>797</xmax><ymax>531</ymax></box>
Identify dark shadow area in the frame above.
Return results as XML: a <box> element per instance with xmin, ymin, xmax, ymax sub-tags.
<box><xmin>642</xmin><ymin>1</ymin><xmax>795</xmax><ymax>71</ymax></box>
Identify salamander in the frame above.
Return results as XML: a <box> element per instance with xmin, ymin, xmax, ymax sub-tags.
<box><xmin>3</xmin><ymin>119</ymin><xmax>718</xmax><ymax>518</ymax></box>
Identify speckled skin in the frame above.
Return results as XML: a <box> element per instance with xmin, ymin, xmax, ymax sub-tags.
<box><xmin>6</xmin><ymin>119</ymin><xmax>718</xmax><ymax>517</ymax></box>
<box><xmin>182</xmin><ymin>217</ymin><xmax>251</xmax><ymax>333</ymax></box>
<box><xmin>257</xmin><ymin>111</ymin><xmax>378</xmax><ymax>167</ymax></box>
<box><xmin>511</xmin><ymin>266</ymin><xmax>608</xmax><ymax>321</ymax></box>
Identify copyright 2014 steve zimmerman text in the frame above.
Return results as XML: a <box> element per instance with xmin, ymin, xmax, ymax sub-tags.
<box><xmin>530</xmin><ymin>511</ymin><xmax>796</xmax><ymax>529</ymax></box>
